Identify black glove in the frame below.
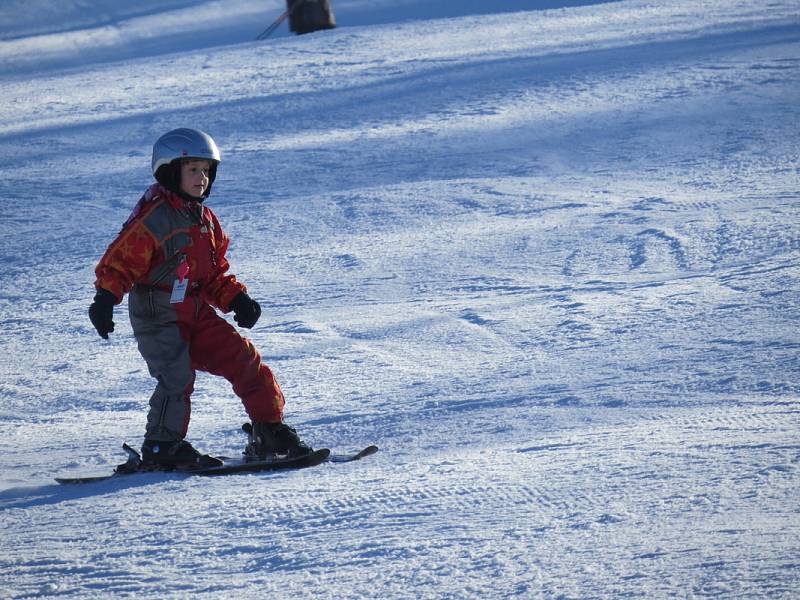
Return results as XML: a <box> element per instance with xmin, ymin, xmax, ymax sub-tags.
<box><xmin>89</xmin><ymin>288</ymin><xmax>117</xmax><ymax>339</ymax></box>
<box><xmin>230</xmin><ymin>291</ymin><xmax>261</xmax><ymax>329</ymax></box>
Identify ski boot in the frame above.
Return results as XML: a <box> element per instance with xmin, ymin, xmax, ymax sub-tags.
<box><xmin>243</xmin><ymin>422</ymin><xmax>313</xmax><ymax>459</ymax></box>
<box><xmin>141</xmin><ymin>439</ymin><xmax>221</xmax><ymax>467</ymax></box>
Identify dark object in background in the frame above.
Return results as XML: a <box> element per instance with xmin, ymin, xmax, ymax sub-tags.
<box><xmin>287</xmin><ymin>0</ymin><xmax>336</xmax><ymax>35</ymax></box>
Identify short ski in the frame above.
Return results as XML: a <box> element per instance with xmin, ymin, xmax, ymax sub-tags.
<box><xmin>195</xmin><ymin>449</ymin><xmax>331</xmax><ymax>476</ymax></box>
<box><xmin>327</xmin><ymin>444</ymin><xmax>379</xmax><ymax>463</ymax></box>
<box><xmin>55</xmin><ymin>443</ymin><xmax>377</xmax><ymax>484</ymax></box>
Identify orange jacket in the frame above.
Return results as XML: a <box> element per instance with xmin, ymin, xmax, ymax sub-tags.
<box><xmin>95</xmin><ymin>183</ymin><xmax>245</xmax><ymax>312</ymax></box>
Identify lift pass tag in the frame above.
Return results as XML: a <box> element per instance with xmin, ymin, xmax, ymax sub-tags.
<box><xmin>170</xmin><ymin>278</ymin><xmax>189</xmax><ymax>303</ymax></box>
<box><xmin>170</xmin><ymin>257</ymin><xmax>190</xmax><ymax>303</ymax></box>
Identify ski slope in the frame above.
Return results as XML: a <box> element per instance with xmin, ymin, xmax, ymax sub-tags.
<box><xmin>1</xmin><ymin>0</ymin><xmax>799</xmax><ymax>597</ymax></box>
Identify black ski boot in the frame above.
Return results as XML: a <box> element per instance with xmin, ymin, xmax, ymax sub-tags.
<box><xmin>141</xmin><ymin>439</ymin><xmax>219</xmax><ymax>467</ymax></box>
<box><xmin>243</xmin><ymin>422</ymin><xmax>313</xmax><ymax>458</ymax></box>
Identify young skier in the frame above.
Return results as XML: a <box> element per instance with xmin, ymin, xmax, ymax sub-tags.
<box><xmin>88</xmin><ymin>128</ymin><xmax>312</xmax><ymax>466</ymax></box>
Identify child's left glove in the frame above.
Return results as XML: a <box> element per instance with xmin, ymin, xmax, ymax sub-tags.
<box><xmin>230</xmin><ymin>292</ymin><xmax>261</xmax><ymax>329</ymax></box>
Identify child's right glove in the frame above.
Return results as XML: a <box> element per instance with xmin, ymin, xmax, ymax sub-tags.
<box><xmin>89</xmin><ymin>288</ymin><xmax>116</xmax><ymax>339</ymax></box>
<box><xmin>230</xmin><ymin>291</ymin><xmax>261</xmax><ymax>329</ymax></box>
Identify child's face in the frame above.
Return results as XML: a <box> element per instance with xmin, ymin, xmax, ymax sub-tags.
<box><xmin>180</xmin><ymin>159</ymin><xmax>212</xmax><ymax>198</ymax></box>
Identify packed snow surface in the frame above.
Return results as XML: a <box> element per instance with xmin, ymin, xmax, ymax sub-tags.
<box><xmin>1</xmin><ymin>0</ymin><xmax>799</xmax><ymax>597</ymax></box>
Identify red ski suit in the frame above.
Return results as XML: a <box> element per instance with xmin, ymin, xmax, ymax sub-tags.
<box><xmin>95</xmin><ymin>183</ymin><xmax>284</xmax><ymax>441</ymax></box>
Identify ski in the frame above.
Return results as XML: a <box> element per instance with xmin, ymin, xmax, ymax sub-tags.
<box><xmin>55</xmin><ymin>443</ymin><xmax>377</xmax><ymax>484</ymax></box>
<box><xmin>191</xmin><ymin>448</ymin><xmax>331</xmax><ymax>476</ymax></box>
<box><xmin>327</xmin><ymin>444</ymin><xmax>379</xmax><ymax>463</ymax></box>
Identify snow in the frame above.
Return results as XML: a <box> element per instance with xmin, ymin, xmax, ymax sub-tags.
<box><xmin>1</xmin><ymin>0</ymin><xmax>799</xmax><ymax>597</ymax></box>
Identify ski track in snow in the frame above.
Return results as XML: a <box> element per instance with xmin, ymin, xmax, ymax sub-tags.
<box><xmin>2</xmin><ymin>405</ymin><xmax>798</xmax><ymax>597</ymax></box>
<box><xmin>1</xmin><ymin>0</ymin><xmax>799</xmax><ymax>597</ymax></box>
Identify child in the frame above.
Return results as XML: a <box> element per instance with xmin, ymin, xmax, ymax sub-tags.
<box><xmin>88</xmin><ymin>128</ymin><xmax>311</xmax><ymax>465</ymax></box>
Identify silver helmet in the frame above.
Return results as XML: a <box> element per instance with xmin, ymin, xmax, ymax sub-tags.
<box><xmin>152</xmin><ymin>128</ymin><xmax>220</xmax><ymax>173</ymax></box>
<box><xmin>152</xmin><ymin>128</ymin><xmax>221</xmax><ymax>198</ymax></box>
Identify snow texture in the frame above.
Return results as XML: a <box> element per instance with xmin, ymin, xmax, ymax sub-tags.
<box><xmin>1</xmin><ymin>0</ymin><xmax>799</xmax><ymax>597</ymax></box>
